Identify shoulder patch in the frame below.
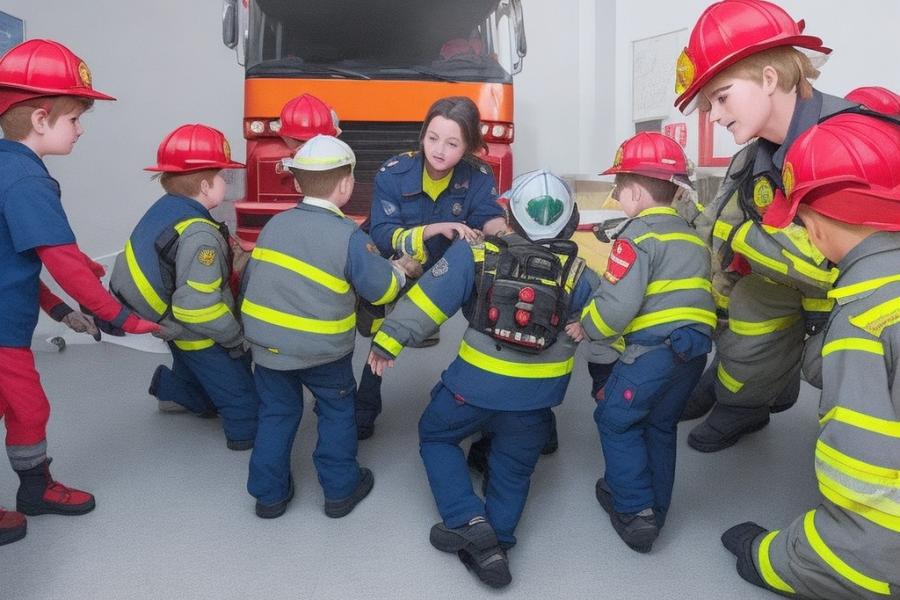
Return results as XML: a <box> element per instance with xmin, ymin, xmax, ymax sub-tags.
<box><xmin>380</xmin><ymin>200</ymin><xmax>398</xmax><ymax>216</ymax></box>
<box><xmin>603</xmin><ymin>239</ymin><xmax>636</xmax><ymax>285</ymax></box>
<box><xmin>431</xmin><ymin>257</ymin><xmax>449</xmax><ymax>277</ymax></box>
<box><xmin>197</xmin><ymin>247</ymin><xmax>217</xmax><ymax>266</ymax></box>
<box><xmin>849</xmin><ymin>297</ymin><xmax>900</xmax><ymax>337</ymax></box>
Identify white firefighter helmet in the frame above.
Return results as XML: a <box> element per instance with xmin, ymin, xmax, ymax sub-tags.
<box><xmin>506</xmin><ymin>170</ymin><xmax>578</xmax><ymax>240</ymax></box>
<box><xmin>281</xmin><ymin>134</ymin><xmax>356</xmax><ymax>173</ymax></box>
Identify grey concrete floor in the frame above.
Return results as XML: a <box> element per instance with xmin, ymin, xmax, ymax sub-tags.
<box><xmin>0</xmin><ymin>315</ymin><xmax>821</xmax><ymax>600</ymax></box>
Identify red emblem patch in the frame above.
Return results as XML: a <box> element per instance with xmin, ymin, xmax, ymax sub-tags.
<box><xmin>603</xmin><ymin>239</ymin><xmax>637</xmax><ymax>284</ymax></box>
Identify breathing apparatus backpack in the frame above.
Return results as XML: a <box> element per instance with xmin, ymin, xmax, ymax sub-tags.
<box><xmin>469</xmin><ymin>234</ymin><xmax>584</xmax><ymax>354</ymax></box>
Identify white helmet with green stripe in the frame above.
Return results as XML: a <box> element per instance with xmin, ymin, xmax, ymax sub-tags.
<box><xmin>506</xmin><ymin>170</ymin><xmax>579</xmax><ymax>241</ymax></box>
<box><xmin>281</xmin><ymin>134</ymin><xmax>356</xmax><ymax>173</ymax></box>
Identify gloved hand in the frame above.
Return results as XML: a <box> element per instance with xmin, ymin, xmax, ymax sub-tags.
<box><xmin>62</xmin><ymin>310</ymin><xmax>101</xmax><ymax>340</ymax></box>
<box><xmin>121</xmin><ymin>313</ymin><xmax>161</xmax><ymax>335</ymax></box>
<box><xmin>392</xmin><ymin>253</ymin><xmax>423</xmax><ymax>279</ymax></box>
<box><xmin>150</xmin><ymin>322</ymin><xmax>181</xmax><ymax>341</ymax></box>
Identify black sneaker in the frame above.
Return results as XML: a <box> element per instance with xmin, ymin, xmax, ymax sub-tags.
<box><xmin>255</xmin><ymin>477</ymin><xmax>294</xmax><ymax>519</ymax></box>
<box><xmin>595</xmin><ymin>478</ymin><xmax>659</xmax><ymax>553</ymax></box>
<box><xmin>324</xmin><ymin>468</ymin><xmax>374</xmax><ymax>518</ymax></box>
<box><xmin>687</xmin><ymin>404</ymin><xmax>770</xmax><ymax>453</ymax></box>
<box><xmin>430</xmin><ymin>517</ymin><xmax>511</xmax><ymax>589</ymax></box>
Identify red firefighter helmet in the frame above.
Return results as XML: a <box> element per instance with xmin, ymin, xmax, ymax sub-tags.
<box><xmin>145</xmin><ymin>124</ymin><xmax>245</xmax><ymax>173</ymax></box>
<box><xmin>764</xmin><ymin>114</ymin><xmax>900</xmax><ymax>230</ymax></box>
<box><xmin>0</xmin><ymin>39</ymin><xmax>115</xmax><ymax>105</ymax></box>
<box><xmin>674</xmin><ymin>0</ymin><xmax>830</xmax><ymax>114</ymax></box>
<box><xmin>845</xmin><ymin>86</ymin><xmax>900</xmax><ymax>117</ymax></box>
<box><xmin>278</xmin><ymin>93</ymin><xmax>339</xmax><ymax>141</ymax></box>
<box><xmin>601</xmin><ymin>132</ymin><xmax>692</xmax><ymax>189</ymax></box>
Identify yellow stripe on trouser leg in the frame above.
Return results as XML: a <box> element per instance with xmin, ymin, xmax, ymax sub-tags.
<box><xmin>728</xmin><ymin>314</ymin><xmax>800</xmax><ymax>336</ymax></box>
<box><xmin>757</xmin><ymin>531</ymin><xmax>797</xmax><ymax>594</ymax></box>
<box><xmin>716</xmin><ymin>362</ymin><xmax>744</xmax><ymax>393</ymax></box>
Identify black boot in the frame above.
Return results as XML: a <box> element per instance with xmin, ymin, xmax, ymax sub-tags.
<box><xmin>595</xmin><ymin>478</ymin><xmax>658</xmax><ymax>553</ymax></box>
<box><xmin>324</xmin><ymin>468</ymin><xmax>374</xmax><ymax>518</ymax></box>
<box><xmin>431</xmin><ymin>517</ymin><xmax>511</xmax><ymax>588</ymax></box>
<box><xmin>687</xmin><ymin>403</ymin><xmax>770</xmax><ymax>453</ymax></box>
<box><xmin>540</xmin><ymin>412</ymin><xmax>559</xmax><ymax>455</ymax></box>
<box><xmin>721</xmin><ymin>522</ymin><xmax>793</xmax><ymax>596</ymax></box>
<box><xmin>255</xmin><ymin>476</ymin><xmax>295</xmax><ymax>519</ymax></box>
<box><xmin>355</xmin><ymin>366</ymin><xmax>382</xmax><ymax>440</ymax></box>
<box><xmin>679</xmin><ymin>361</ymin><xmax>718</xmax><ymax>421</ymax></box>
<box><xmin>15</xmin><ymin>459</ymin><xmax>95</xmax><ymax>516</ymax></box>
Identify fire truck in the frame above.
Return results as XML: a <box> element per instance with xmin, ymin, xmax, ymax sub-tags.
<box><xmin>222</xmin><ymin>0</ymin><xmax>527</xmax><ymax>242</ymax></box>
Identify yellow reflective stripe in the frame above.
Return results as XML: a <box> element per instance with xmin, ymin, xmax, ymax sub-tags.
<box><xmin>820</xmin><ymin>407</ymin><xmax>900</xmax><ymax>438</ymax></box>
<box><xmin>458</xmin><ymin>340</ymin><xmax>574</xmax><ymax>378</ymax></box>
<box><xmin>407</xmin><ymin>285</ymin><xmax>448</xmax><ymax>325</ymax></box>
<box><xmin>471</xmin><ymin>246</ymin><xmax>485</xmax><ymax>263</ymax></box>
<box><xmin>391</xmin><ymin>228</ymin><xmax>404</xmax><ymax>250</ymax></box>
<box><xmin>186</xmin><ymin>277</ymin><xmax>222</xmax><ymax>294</ymax></box>
<box><xmin>484</xmin><ymin>242</ymin><xmax>500</xmax><ymax>253</ymax></box>
<box><xmin>822</xmin><ymin>338</ymin><xmax>884</xmax><ymax>357</ymax></box>
<box><xmin>713</xmin><ymin>220</ymin><xmax>733</xmax><ymax>241</ymax></box>
<box><xmin>802</xmin><ymin>297</ymin><xmax>835</xmax><ymax>313</ymax></box>
<box><xmin>172</xmin><ymin>302</ymin><xmax>230</xmax><ymax>324</ymax></box>
<box><xmin>631</xmin><ymin>232</ymin><xmax>706</xmax><ymax>248</ymax></box>
<box><xmin>397</xmin><ymin>226</ymin><xmax>427</xmax><ymax>263</ymax></box>
<box><xmin>373</xmin><ymin>330</ymin><xmax>403</xmax><ymax>356</ymax></box>
<box><xmin>581</xmin><ymin>301</ymin><xmax>618</xmax><ymax>337</ymax></box>
<box><xmin>849</xmin><ymin>297</ymin><xmax>900</xmax><ymax>338</ymax></box>
<box><xmin>637</xmin><ymin>206</ymin><xmax>678</xmax><ymax>217</ymax></box>
<box><xmin>371</xmin><ymin>317</ymin><xmax>384</xmax><ymax>335</ymax></box>
<box><xmin>713</xmin><ymin>289</ymin><xmax>730</xmax><ymax>310</ymax></box>
<box><xmin>817</xmin><ymin>440</ymin><xmax>900</xmax><ymax>487</ymax></box>
<box><xmin>829</xmin><ymin>274</ymin><xmax>900</xmax><ymax>300</ymax></box>
<box><xmin>757</xmin><ymin>532</ymin><xmax>797</xmax><ymax>594</ymax></box>
<box><xmin>611</xmin><ymin>336</ymin><xmax>626</xmax><ymax>353</ymax></box>
<box><xmin>371</xmin><ymin>272</ymin><xmax>399</xmax><ymax>306</ymax></box>
<box><xmin>728</xmin><ymin>314</ymin><xmax>800</xmax><ymax>336</ymax></box>
<box><xmin>124</xmin><ymin>240</ymin><xmax>168</xmax><ymax>316</ymax></box>
<box><xmin>624</xmin><ymin>307</ymin><xmax>717</xmax><ymax>333</ymax></box>
<box><xmin>802</xmin><ymin>511</ymin><xmax>891</xmax><ymax>595</ymax></box>
<box><xmin>645</xmin><ymin>277</ymin><xmax>712</xmax><ymax>296</ymax></box>
<box><xmin>241</xmin><ymin>298</ymin><xmax>355</xmax><ymax>334</ymax></box>
<box><xmin>251</xmin><ymin>247</ymin><xmax>350</xmax><ymax>294</ymax></box>
<box><xmin>820</xmin><ymin>481</ymin><xmax>900</xmax><ymax>534</ymax></box>
<box><xmin>717</xmin><ymin>363</ymin><xmax>744</xmax><ymax>393</ymax></box>
<box><xmin>732</xmin><ymin>222</ymin><xmax>789</xmax><ymax>275</ymax></box>
<box><xmin>173</xmin><ymin>218</ymin><xmax>219</xmax><ymax>234</ymax></box>
<box><xmin>173</xmin><ymin>338</ymin><xmax>215</xmax><ymax>351</ymax></box>
<box><xmin>781</xmin><ymin>250</ymin><xmax>839</xmax><ymax>284</ymax></box>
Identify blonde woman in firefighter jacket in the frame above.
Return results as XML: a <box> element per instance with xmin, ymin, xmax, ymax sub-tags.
<box><xmin>367</xmin><ymin>170</ymin><xmax>598</xmax><ymax>589</ymax></box>
<box><xmin>110</xmin><ymin>125</ymin><xmax>259</xmax><ymax>450</ymax></box>
<box><xmin>581</xmin><ymin>133</ymin><xmax>716</xmax><ymax>553</ymax></box>
<box><xmin>673</xmin><ymin>1</ymin><xmax>882</xmax><ymax>455</ymax></box>
<box><xmin>720</xmin><ymin>114</ymin><xmax>900</xmax><ymax>599</ymax></box>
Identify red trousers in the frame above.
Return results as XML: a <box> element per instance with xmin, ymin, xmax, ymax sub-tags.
<box><xmin>0</xmin><ymin>347</ymin><xmax>50</xmax><ymax>446</ymax></box>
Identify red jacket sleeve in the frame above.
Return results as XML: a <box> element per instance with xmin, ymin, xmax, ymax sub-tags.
<box><xmin>38</xmin><ymin>281</ymin><xmax>73</xmax><ymax>321</ymax></box>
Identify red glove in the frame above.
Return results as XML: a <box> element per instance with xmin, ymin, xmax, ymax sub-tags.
<box><xmin>121</xmin><ymin>313</ymin><xmax>160</xmax><ymax>335</ymax></box>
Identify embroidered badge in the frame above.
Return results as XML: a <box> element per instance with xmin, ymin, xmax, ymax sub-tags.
<box><xmin>753</xmin><ymin>177</ymin><xmax>774</xmax><ymax>211</ymax></box>
<box><xmin>603</xmin><ymin>239</ymin><xmax>636</xmax><ymax>284</ymax></box>
<box><xmin>613</xmin><ymin>145</ymin><xmax>624</xmax><ymax>168</ymax></box>
<box><xmin>453</xmin><ymin>180</ymin><xmax>470</xmax><ymax>191</ymax></box>
<box><xmin>381</xmin><ymin>200</ymin><xmax>398</xmax><ymax>216</ymax></box>
<box><xmin>431</xmin><ymin>257</ymin><xmax>449</xmax><ymax>277</ymax></box>
<box><xmin>451</xmin><ymin>202</ymin><xmax>463</xmax><ymax>216</ymax></box>
<box><xmin>782</xmin><ymin>162</ymin><xmax>795</xmax><ymax>198</ymax></box>
<box><xmin>222</xmin><ymin>139</ymin><xmax>232</xmax><ymax>161</ymax></box>
<box><xmin>675</xmin><ymin>49</ymin><xmax>695</xmax><ymax>95</ymax></box>
<box><xmin>198</xmin><ymin>248</ymin><xmax>217</xmax><ymax>266</ymax></box>
<box><xmin>77</xmin><ymin>62</ymin><xmax>92</xmax><ymax>87</ymax></box>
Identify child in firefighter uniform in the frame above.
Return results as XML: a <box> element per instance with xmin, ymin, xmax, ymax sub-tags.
<box><xmin>368</xmin><ymin>170</ymin><xmax>598</xmax><ymax>588</ymax></box>
<box><xmin>277</xmin><ymin>93</ymin><xmax>341</xmax><ymax>153</ymax></box>
<box><xmin>355</xmin><ymin>96</ymin><xmax>507</xmax><ymax>440</ymax></box>
<box><xmin>241</xmin><ymin>136</ymin><xmax>405</xmax><ymax>519</ymax></box>
<box><xmin>0</xmin><ymin>40</ymin><xmax>160</xmax><ymax>545</ymax></box>
<box><xmin>581</xmin><ymin>133</ymin><xmax>715</xmax><ymax>553</ymax></box>
<box><xmin>720</xmin><ymin>114</ymin><xmax>900</xmax><ymax>599</ymax></box>
<box><xmin>673</xmin><ymin>0</ymin><xmax>874</xmax><ymax>452</ymax></box>
<box><xmin>110</xmin><ymin>124</ymin><xmax>259</xmax><ymax>450</ymax></box>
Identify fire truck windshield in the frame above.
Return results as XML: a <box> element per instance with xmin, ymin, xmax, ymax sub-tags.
<box><xmin>246</xmin><ymin>0</ymin><xmax>517</xmax><ymax>84</ymax></box>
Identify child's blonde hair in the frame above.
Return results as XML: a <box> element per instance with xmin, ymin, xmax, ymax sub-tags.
<box><xmin>155</xmin><ymin>169</ymin><xmax>220</xmax><ymax>198</ymax></box>
<box><xmin>699</xmin><ymin>46</ymin><xmax>820</xmax><ymax>112</ymax></box>
<box><xmin>0</xmin><ymin>96</ymin><xmax>93</xmax><ymax>141</ymax></box>
<box><xmin>290</xmin><ymin>165</ymin><xmax>352</xmax><ymax>198</ymax></box>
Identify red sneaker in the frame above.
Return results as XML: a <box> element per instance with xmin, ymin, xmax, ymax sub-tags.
<box><xmin>15</xmin><ymin>459</ymin><xmax>96</xmax><ymax>516</ymax></box>
<box><xmin>0</xmin><ymin>506</ymin><xmax>27</xmax><ymax>545</ymax></box>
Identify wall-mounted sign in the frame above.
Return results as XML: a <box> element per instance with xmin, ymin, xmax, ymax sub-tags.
<box><xmin>0</xmin><ymin>11</ymin><xmax>25</xmax><ymax>57</ymax></box>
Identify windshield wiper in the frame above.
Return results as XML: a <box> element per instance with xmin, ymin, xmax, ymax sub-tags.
<box><xmin>376</xmin><ymin>67</ymin><xmax>457</xmax><ymax>83</ymax></box>
<box><xmin>249</xmin><ymin>58</ymin><xmax>370</xmax><ymax>79</ymax></box>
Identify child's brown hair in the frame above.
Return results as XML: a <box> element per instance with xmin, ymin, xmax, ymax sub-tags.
<box><xmin>616</xmin><ymin>173</ymin><xmax>679</xmax><ymax>204</ymax></box>
<box><xmin>156</xmin><ymin>169</ymin><xmax>220</xmax><ymax>198</ymax></box>
<box><xmin>290</xmin><ymin>165</ymin><xmax>352</xmax><ymax>198</ymax></box>
<box><xmin>0</xmin><ymin>96</ymin><xmax>94</xmax><ymax>140</ymax></box>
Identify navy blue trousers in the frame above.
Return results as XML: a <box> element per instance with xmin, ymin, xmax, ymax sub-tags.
<box><xmin>592</xmin><ymin>348</ymin><xmax>706</xmax><ymax>525</ymax></box>
<box><xmin>419</xmin><ymin>383</ymin><xmax>553</xmax><ymax>547</ymax></box>
<box><xmin>247</xmin><ymin>354</ymin><xmax>360</xmax><ymax>506</ymax></box>
<box><xmin>154</xmin><ymin>344</ymin><xmax>259</xmax><ymax>442</ymax></box>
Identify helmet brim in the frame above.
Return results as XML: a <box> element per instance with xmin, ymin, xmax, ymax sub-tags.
<box><xmin>145</xmin><ymin>159</ymin><xmax>246</xmax><ymax>173</ymax></box>
<box><xmin>0</xmin><ymin>82</ymin><xmax>115</xmax><ymax>102</ymax></box>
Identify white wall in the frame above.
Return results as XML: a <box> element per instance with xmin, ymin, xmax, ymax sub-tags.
<box><xmin>1</xmin><ymin>0</ymin><xmax>244</xmax><ymax>257</ymax></box>
<box><xmin>613</xmin><ymin>0</ymin><xmax>900</xmax><ymax>168</ymax></box>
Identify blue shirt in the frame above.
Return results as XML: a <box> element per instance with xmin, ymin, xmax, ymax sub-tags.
<box><xmin>0</xmin><ymin>140</ymin><xmax>76</xmax><ymax>347</ymax></box>
<box><xmin>367</xmin><ymin>152</ymin><xmax>505</xmax><ymax>269</ymax></box>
